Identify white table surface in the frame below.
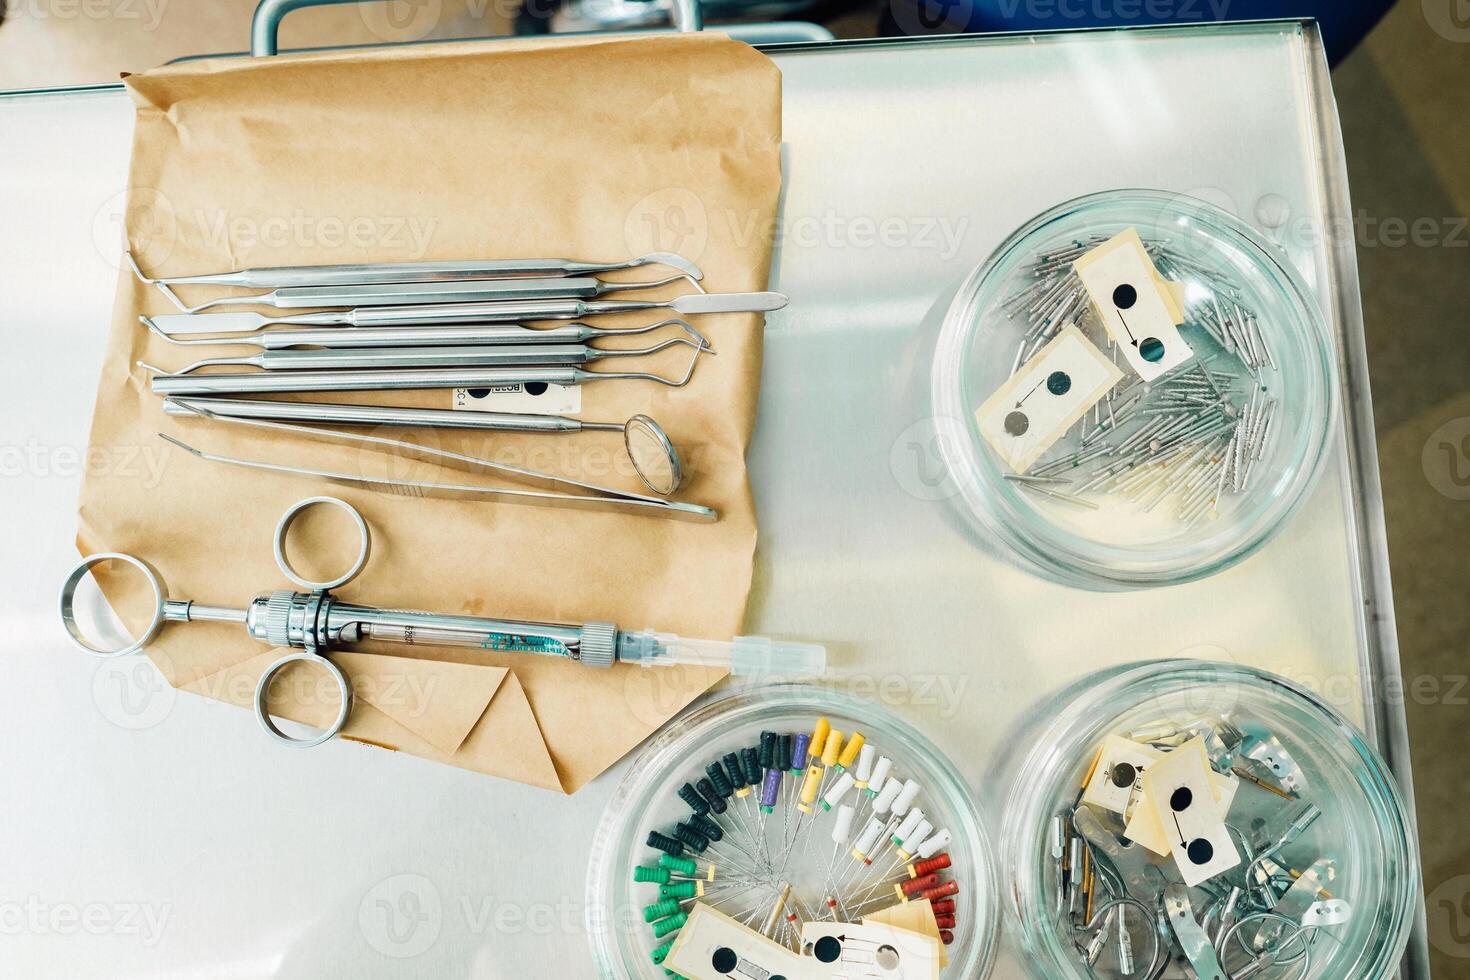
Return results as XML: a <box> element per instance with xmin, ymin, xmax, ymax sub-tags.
<box><xmin>0</xmin><ymin>23</ymin><xmax>1423</xmax><ymax>979</ymax></box>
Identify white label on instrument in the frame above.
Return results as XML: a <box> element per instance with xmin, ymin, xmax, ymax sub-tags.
<box><xmin>800</xmin><ymin>919</ymin><xmax>941</xmax><ymax>979</ymax></box>
<box><xmin>667</xmin><ymin>903</ymin><xmax>812</xmax><ymax>980</ymax></box>
<box><xmin>1073</xmin><ymin>228</ymin><xmax>1193</xmax><ymax>381</ymax></box>
<box><xmin>1126</xmin><ymin>765</ymin><xmax>1238</xmax><ymax>856</ymax></box>
<box><xmin>1139</xmin><ymin>736</ymin><xmax>1240</xmax><ymax>887</ymax></box>
<box><xmin>452</xmin><ymin>382</ymin><xmax>580</xmax><ymax>415</ymax></box>
<box><xmin>976</xmin><ymin>322</ymin><xmax>1124</xmax><ymax>474</ymax></box>
<box><xmin>1082</xmin><ymin>736</ymin><xmax>1164</xmax><ymax>815</ymax></box>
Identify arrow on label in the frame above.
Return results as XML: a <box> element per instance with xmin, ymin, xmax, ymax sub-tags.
<box><xmin>1117</xmin><ymin>310</ymin><xmax>1140</xmax><ymax>347</ymax></box>
<box><xmin>1015</xmin><ymin>377</ymin><xmax>1047</xmax><ymax>408</ymax></box>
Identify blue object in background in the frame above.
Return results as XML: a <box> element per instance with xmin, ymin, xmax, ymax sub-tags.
<box><xmin>880</xmin><ymin>0</ymin><xmax>1396</xmax><ymax>64</ymax></box>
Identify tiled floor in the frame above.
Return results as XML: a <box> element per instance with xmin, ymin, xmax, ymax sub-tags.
<box><xmin>3</xmin><ymin>1</ymin><xmax>1466</xmax><ymax>974</ymax></box>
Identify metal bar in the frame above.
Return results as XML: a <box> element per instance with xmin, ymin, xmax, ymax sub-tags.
<box><xmin>251</xmin><ymin>0</ymin><xmax>703</xmax><ymax>57</ymax></box>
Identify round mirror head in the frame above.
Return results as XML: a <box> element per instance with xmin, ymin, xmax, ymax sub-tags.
<box><xmin>58</xmin><ymin>553</ymin><xmax>167</xmax><ymax>658</ymax></box>
<box><xmin>625</xmin><ymin>414</ymin><xmax>682</xmax><ymax>496</ymax></box>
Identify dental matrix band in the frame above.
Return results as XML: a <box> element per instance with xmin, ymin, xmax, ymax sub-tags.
<box><xmin>632</xmin><ymin>717</ymin><xmax>962</xmax><ymax>969</ymax></box>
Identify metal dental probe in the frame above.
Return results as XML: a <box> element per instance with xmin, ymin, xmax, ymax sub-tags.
<box><xmin>141</xmin><ymin>344</ymin><xmax>707</xmax><ymax>395</ymax></box>
<box><xmin>148</xmin><ymin>270</ymin><xmax>705</xmax><ymax>313</ymax></box>
<box><xmin>144</xmin><ymin>290</ymin><xmax>789</xmax><ymax>336</ymax></box>
<box><xmin>141</xmin><ymin>314</ymin><xmax>709</xmax><ymax>349</ymax></box>
<box><xmin>152</xmin><ymin>336</ymin><xmax>709</xmax><ymax>375</ymax></box>
<box><xmin>124</xmin><ymin>249</ymin><xmax>703</xmax><ymax>288</ymax></box>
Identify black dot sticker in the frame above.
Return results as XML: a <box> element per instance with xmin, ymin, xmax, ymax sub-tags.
<box><xmin>1112</xmin><ymin>283</ymin><xmax>1138</xmax><ymax>309</ymax></box>
<box><xmin>524</xmin><ymin>382</ymin><xmax>549</xmax><ymax>396</ymax></box>
<box><xmin>1046</xmin><ymin>370</ymin><xmax>1072</xmax><ymax>396</ymax></box>
<box><xmin>1004</xmin><ymin>410</ymin><xmax>1030</xmax><ymax>436</ymax></box>
<box><xmin>813</xmin><ymin>936</ymin><xmax>842</xmax><ymax>963</ymax></box>
<box><xmin>1109</xmin><ymin>763</ymin><xmax>1137</xmax><ymax>788</ymax></box>
<box><xmin>1170</xmin><ymin>787</ymin><xmax>1193</xmax><ymax>812</ymax></box>
<box><xmin>1139</xmin><ymin>337</ymin><xmax>1166</xmax><ymax>362</ymax></box>
<box><xmin>466</xmin><ymin>388</ymin><xmax>490</xmax><ymax>399</ymax></box>
<box><xmin>1186</xmin><ymin>838</ymin><xmax>1215</xmax><ymax>865</ymax></box>
<box><xmin>712</xmin><ymin>947</ymin><xmax>738</xmax><ymax>973</ymax></box>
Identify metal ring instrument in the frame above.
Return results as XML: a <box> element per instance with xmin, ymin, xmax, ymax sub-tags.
<box><xmin>59</xmin><ymin>496</ymin><xmax>825</xmax><ymax>748</ymax></box>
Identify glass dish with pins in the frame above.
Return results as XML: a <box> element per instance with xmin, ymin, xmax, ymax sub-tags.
<box><xmin>1000</xmin><ymin>661</ymin><xmax>1419</xmax><ymax>980</ymax></box>
<box><xmin>586</xmin><ymin>683</ymin><xmax>998</xmax><ymax>979</ymax></box>
<box><xmin>932</xmin><ymin>190</ymin><xmax>1338</xmax><ymax>589</ymax></box>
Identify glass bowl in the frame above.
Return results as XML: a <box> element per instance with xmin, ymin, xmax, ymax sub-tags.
<box><xmin>932</xmin><ymin>190</ymin><xmax>1338</xmax><ymax>589</ymax></box>
<box><xmin>1002</xmin><ymin>660</ymin><xmax>1419</xmax><ymax>980</ymax></box>
<box><xmin>587</xmin><ymin>683</ymin><xmax>999</xmax><ymax>978</ymax></box>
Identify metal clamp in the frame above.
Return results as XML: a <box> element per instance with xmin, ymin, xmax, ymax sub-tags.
<box><xmin>250</xmin><ymin>0</ymin><xmax>703</xmax><ymax>56</ymax></box>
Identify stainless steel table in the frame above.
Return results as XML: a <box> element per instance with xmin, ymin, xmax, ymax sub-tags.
<box><xmin>0</xmin><ymin>20</ymin><xmax>1426</xmax><ymax>979</ymax></box>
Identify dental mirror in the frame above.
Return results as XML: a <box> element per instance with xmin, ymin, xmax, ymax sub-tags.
<box><xmin>624</xmin><ymin>414</ymin><xmax>683</xmax><ymax>496</ymax></box>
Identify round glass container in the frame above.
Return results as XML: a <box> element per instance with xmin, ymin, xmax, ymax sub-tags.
<box><xmin>587</xmin><ymin>683</ymin><xmax>999</xmax><ymax>979</ymax></box>
<box><xmin>1003</xmin><ymin>661</ymin><xmax>1418</xmax><ymax>980</ymax></box>
<box><xmin>932</xmin><ymin>190</ymin><xmax>1338</xmax><ymax>589</ymax></box>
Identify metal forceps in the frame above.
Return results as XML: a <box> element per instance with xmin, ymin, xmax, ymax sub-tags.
<box><xmin>158</xmin><ymin>399</ymin><xmax>715</xmax><ymax>519</ymax></box>
<box><xmin>161</xmin><ymin>397</ymin><xmax>690</xmax><ymax>496</ymax></box>
<box><xmin>60</xmin><ymin>497</ymin><xmax>826</xmax><ymax>748</ymax></box>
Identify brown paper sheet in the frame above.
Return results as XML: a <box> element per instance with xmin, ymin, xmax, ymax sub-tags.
<box><xmin>76</xmin><ymin>32</ymin><xmax>783</xmax><ymax>793</ymax></box>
